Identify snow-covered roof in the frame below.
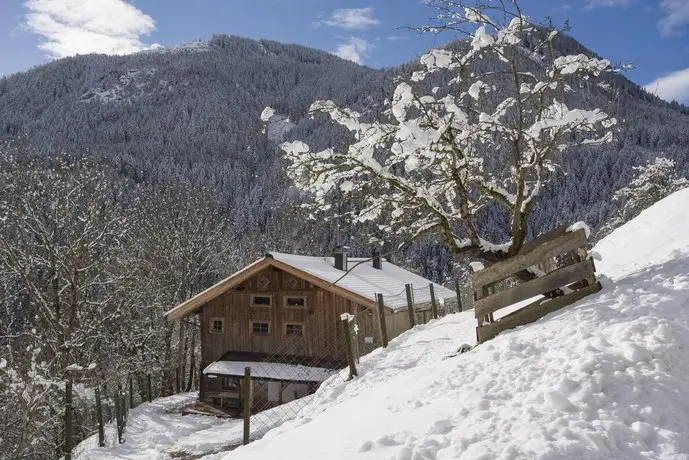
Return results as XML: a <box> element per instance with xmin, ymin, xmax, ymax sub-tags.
<box><xmin>203</xmin><ymin>360</ymin><xmax>336</xmax><ymax>382</ymax></box>
<box><xmin>165</xmin><ymin>250</ymin><xmax>457</xmax><ymax>320</ymax></box>
<box><xmin>268</xmin><ymin>252</ymin><xmax>456</xmax><ymax>312</ymax></box>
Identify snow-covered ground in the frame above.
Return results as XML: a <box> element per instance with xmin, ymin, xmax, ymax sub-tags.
<box><xmin>74</xmin><ymin>392</ymin><xmax>315</xmax><ymax>459</ymax></box>
<box><xmin>229</xmin><ymin>188</ymin><xmax>689</xmax><ymax>460</ymax></box>
<box><xmin>76</xmin><ymin>188</ymin><xmax>689</xmax><ymax>459</ymax></box>
<box><xmin>74</xmin><ymin>393</ymin><xmax>236</xmax><ymax>459</ymax></box>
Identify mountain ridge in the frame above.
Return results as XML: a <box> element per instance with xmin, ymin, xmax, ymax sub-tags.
<box><xmin>0</xmin><ymin>33</ymin><xmax>687</xmax><ymax>279</ymax></box>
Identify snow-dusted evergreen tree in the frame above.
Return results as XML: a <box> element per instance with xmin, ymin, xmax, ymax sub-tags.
<box><xmin>263</xmin><ymin>0</ymin><xmax>618</xmax><ymax>260</ymax></box>
<box><xmin>599</xmin><ymin>157</ymin><xmax>688</xmax><ymax>237</ymax></box>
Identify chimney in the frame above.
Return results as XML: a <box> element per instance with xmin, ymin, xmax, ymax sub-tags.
<box><xmin>333</xmin><ymin>246</ymin><xmax>348</xmax><ymax>271</ymax></box>
<box><xmin>372</xmin><ymin>249</ymin><xmax>382</xmax><ymax>270</ymax></box>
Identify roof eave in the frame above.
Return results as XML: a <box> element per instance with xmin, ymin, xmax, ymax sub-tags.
<box><xmin>163</xmin><ymin>257</ymin><xmax>272</xmax><ymax>321</ymax></box>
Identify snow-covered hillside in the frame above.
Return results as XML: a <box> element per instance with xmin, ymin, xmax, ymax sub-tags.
<box><xmin>229</xmin><ymin>188</ymin><xmax>689</xmax><ymax>460</ymax></box>
<box><xmin>75</xmin><ymin>188</ymin><xmax>689</xmax><ymax>459</ymax></box>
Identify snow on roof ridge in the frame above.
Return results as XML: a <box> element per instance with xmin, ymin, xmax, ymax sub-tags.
<box><xmin>267</xmin><ymin>250</ymin><xmax>456</xmax><ymax>311</ymax></box>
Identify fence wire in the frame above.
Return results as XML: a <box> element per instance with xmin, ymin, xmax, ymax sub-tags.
<box><xmin>238</xmin><ymin>281</ymin><xmax>472</xmax><ymax>445</ymax></box>
<box><xmin>227</xmin><ymin>311</ymin><xmax>354</xmax><ymax>442</ymax></box>
<box><xmin>74</xmin><ymin>281</ymin><xmax>474</xmax><ymax>454</ymax></box>
<box><xmin>69</xmin><ymin>382</ymin><xmax>130</xmax><ymax>459</ymax></box>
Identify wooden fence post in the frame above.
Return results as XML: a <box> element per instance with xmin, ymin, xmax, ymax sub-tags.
<box><xmin>405</xmin><ymin>284</ymin><xmax>416</xmax><ymax>328</ymax></box>
<box><xmin>115</xmin><ymin>385</ymin><xmax>124</xmax><ymax>444</ymax></box>
<box><xmin>147</xmin><ymin>374</ymin><xmax>152</xmax><ymax>402</ymax></box>
<box><xmin>243</xmin><ymin>367</ymin><xmax>251</xmax><ymax>445</ymax></box>
<box><xmin>376</xmin><ymin>293</ymin><xmax>389</xmax><ymax>348</ymax></box>
<box><xmin>429</xmin><ymin>283</ymin><xmax>438</xmax><ymax>319</ymax></box>
<box><xmin>455</xmin><ymin>280</ymin><xmax>463</xmax><ymax>312</ymax></box>
<box><xmin>95</xmin><ymin>384</ymin><xmax>105</xmax><ymax>448</ymax></box>
<box><xmin>64</xmin><ymin>374</ymin><xmax>73</xmax><ymax>460</ymax></box>
<box><xmin>341</xmin><ymin>316</ymin><xmax>358</xmax><ymax>379</ymax></box>
<box><xmin>129</xmin><ymin>375</ymin><xmax>134</xmax><ymax>409</ymax></box>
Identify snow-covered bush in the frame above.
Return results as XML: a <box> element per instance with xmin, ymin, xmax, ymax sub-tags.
<box><xmin>599</xmin><ymin>157</ymin><xmax>688</xmax><ymax>237</ymax></box>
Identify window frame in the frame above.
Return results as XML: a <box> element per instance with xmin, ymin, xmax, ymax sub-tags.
<box><xmin>284</xmin><ymin>322</ymin><xmax>304</xmax><ymax>337</ymax></box>
<box><xmin>250</xmin><ymin>294</ymin><xmax>273</xmax><ymax>308</ymax></box>
<box><xmin>251</xmin><ymin>320</ymin><xmax>271</xmax><ymax>335</ymax></box>
<box><xmin>221</xmin><ymin>376</ymin><xmax>240</xmax><ymax>393</ymax></box>
<box><xmin>209</xmin><ymin>317</ymin><xmax>225</xmax><ymax>334</ymax></box>
<box><xmin>283</xmin><ymin>295</ymin><xmax>307</xmax><ymax>309</ymax></box>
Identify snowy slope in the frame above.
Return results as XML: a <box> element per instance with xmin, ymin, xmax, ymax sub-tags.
<box><xmin>228</xmin><ymin>188</ymin><xmax>689</xmax><ymax>460</ymax></box>
<box><xmin>74</xmin><ymin>392</ymin><xmax>314</xmax><ymax>459</ymax></box>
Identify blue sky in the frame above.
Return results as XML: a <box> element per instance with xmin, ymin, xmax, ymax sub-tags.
<box><xmin>1</xmin><ymin>0</ymin><xmax>688</xmax><ymax>103</ymax></box>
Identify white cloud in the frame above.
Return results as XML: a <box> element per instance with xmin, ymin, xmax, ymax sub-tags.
<box><xmin>584</xmin><ymin>0</ymin><xmax>635</xmax><ymax>9</ymax></box>
<box><xmin>385</xmin><ymin>35</ymin><xmax>411</xmax><ymax>42</ymax></box>
<box><xmin>316</xmin><ymin>7</ymin><xmax>380</xmax><ymax>30</ymax></box>
<box><xmin>659</xmin><ymin>0</ymin><xmax>689</xmax><ymax>36</ymax></box>
<box><xmin>23</xmin><ymin>0</ymin><xmax>156</xmax><ymax>58</ymax></box>
<box><xmin>644</xmin><ymin>67</ymin><xmax>689</xmax><ymax>103</ymax></box>
<box><xmin>334</xmin><ymin>37</ymin><xmax>374</xmax><ymax>65</ymax></box>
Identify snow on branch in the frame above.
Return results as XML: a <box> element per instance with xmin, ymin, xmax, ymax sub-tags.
<box><xmin>262</xmin><ymin>0</ymin><xmax>617</xmax><ymax>259</ymax></box>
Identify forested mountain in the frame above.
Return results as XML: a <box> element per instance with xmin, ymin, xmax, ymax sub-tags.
<box><xmin>0</xmin><ymin>33</ymin><xmax>688</xmax><ymax>279</ymax></box>
<box><xmin>2</xmin><ymin>30</ymin><xmax>689</xmax><ymax>460</ymax></box>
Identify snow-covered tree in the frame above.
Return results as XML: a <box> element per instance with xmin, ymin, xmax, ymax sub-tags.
<box><xmin>600</xmin><ymin>157</ymin><xmax>688</xmax><ymax>236</ymax></box>
<box><xmin>124</xmin><ymin>182</ymin><xmax>236</xmax><ymax>397</ymax></box>
<box><xmin>262</xmin><ymin>0</ymin><xmax>617</xmax><ymax>260</ymax></box>
<box><xmin>0</xmin><ymin>153</ymin><xmax>132</xmax><ymax>457</ymax></box>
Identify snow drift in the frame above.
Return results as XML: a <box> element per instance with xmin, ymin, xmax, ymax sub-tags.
<box><xmin>229</xmin><ymin>188</ymin><xmax>689</xmax><ymax>460</ymax></box>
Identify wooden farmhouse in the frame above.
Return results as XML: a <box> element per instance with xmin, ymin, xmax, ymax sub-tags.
<box><xmin>164</xmin><ymin>248</ymin><xmax>456</xmax><ymax>414</ymax></box>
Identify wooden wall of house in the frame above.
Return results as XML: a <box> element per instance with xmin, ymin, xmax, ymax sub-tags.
<box><xmin>199</xmin><ymin>266</ymin><xmax>379</xmax><ymax>366</ymax></box>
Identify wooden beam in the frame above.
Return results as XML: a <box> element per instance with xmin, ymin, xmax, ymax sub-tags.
<box><xmin>518</xmin><ymin>224</ymin><xmax>570</xmax><ymax>255</ymax></box>
<box><xmin>405</xmin><ymin>284</ymin><xmax>416</xmax><ymax>328</ymax></box>
<box><xmin>474</xmin><ymin>259</ymin><xmax>596</xmax><ymax>319</ymax></box>
<box><xmin>472</xmin><ymin>229</ymin><xmax>587</xmax><ymax>292</ymax></box>
<box><xmin>476</xmin><ymin>281</ymin><xmax>602</xmax><ymax>343</ymax></box>
<box><xmin>429</xmin><ymin>283</ymin><xmax>438</xmax><ymax>319</ymax></box>
<box><xmin>243</xmin><ymin>367</ymin><xmax>251</xmax><ymax>445</ymax></box>
<box><xmin>377</xmin><ymin>294</ymin><xmax>389</xmax><ymax>348</ymax></box>
<box><xmin>342</xmin><ymin>317</ymin><xmax>358</xmax><ymax>379</ymax></box>
<box><xmin>454</xmin><ymin>280</ymin><xmax>463</xmax><ymax>312</ymax></box>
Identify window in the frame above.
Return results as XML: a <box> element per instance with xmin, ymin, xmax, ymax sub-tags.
<box><xmin>284</xmin><ymin>296</ymin><xmax>306</xmax><ymax>308</ymax></box>
<box><xmin>222</xmin><ymin>377</ymin><xmax>240</xmax><ymax>392</ymax></box>
<box><xmin>285</xmin><ymin>323</ymin><xmax>304</xmax><ymax>337</ymax></box>
<box><xmin>251</xmin><ymin>321</ymin><xmax>271</xmax><ymax>335</ymax></box>
<box><xmin>251</xmin><ymin>294</ymin><xmax>272</xmax><ymax>307</ymax></box>
<box><xmin>209</xmin><ymin>317</ymin><xmax>224</xmax><ymax>334</ymax></box>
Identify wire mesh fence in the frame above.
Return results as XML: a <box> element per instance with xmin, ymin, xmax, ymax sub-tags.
<box><xmin>72</xmin><ymin>280</ymin><xmax>474</xmax><ymax>454</ymax></box>
<box><xmin>68</xmin><ymin>371</ymin><xmax>168</xmax><ymax>459</ymax></box>
<box><xmin>211</xmin><ymin>311</ymin><xmax>356</xmax><ymax>443</ymax></box>
<box><xmin>67</xmin><ymin>381</ymin><xmax>129</xmax><ymax>459</ymax></box>
<box><xmin>236</xmin><ymin>280</ymin><xmax>472</xmax><ymax>446</ymax></box>
<box><xmin>408</xmin><ymin>282</ymin><xmax>466</xmax><ymax>322</ymax></box>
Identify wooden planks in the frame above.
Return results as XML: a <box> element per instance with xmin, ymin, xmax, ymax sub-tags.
<box><xmin>518</xmin><ymin>224</ymin><xmax>570</xmax><ymax>255</ymax></box>
<box><xmin>471</xmin><ymin>224</ymin><xmax>603</xmax><ymax>345</ymax></box>
<box><xmin>476</xmin><ymin>281</ymin><xmax>602</xmax><ymax>343</ymax></box>
<box><xmin>472</xmin><ymin>228</ymin><xmax>587</xmax><ymax>294</ymax></box>
<box><xmin>474</xmin><ymin>259</ymin><xmax>596</xmax><ymax>319</ymax></box>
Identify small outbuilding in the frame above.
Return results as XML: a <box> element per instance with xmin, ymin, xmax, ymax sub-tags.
<box><xmin>164</xmin><ymin>248</ymin><xmax>456</xmax><ymax>413</ymax></box>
